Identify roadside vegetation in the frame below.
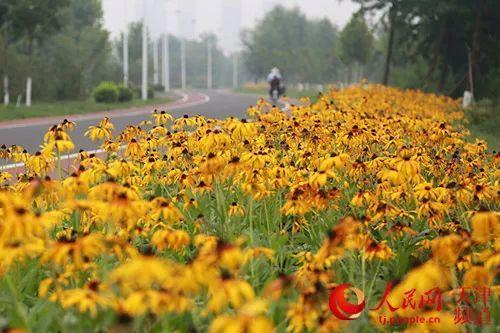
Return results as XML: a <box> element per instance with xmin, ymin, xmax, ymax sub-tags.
<box><xmin>236</xmin><ymin>83</ymin><xmax>320</xmax><ymax>101</ymax></box>
<box><xmin>464</xmin><ymin>100</ymin><xmax>500</xmax><ymax>152</ymax></box>
<box><xmin>0</xmin><ymin>85</ymin><xmax>497</xmax><ymax>332</ymax></box>
<box><xmin>0</xmin><ymin>95</ymin><xmax>171</xmax><ymax>122</ymax></box>
<box><xmin>241</xmin><ymin>3</ymin><xmax>499</xmax><ymax>101</ymax></box>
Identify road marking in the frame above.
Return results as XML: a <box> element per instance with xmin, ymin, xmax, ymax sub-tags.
<box><xmin>0</xmin><ymin>91</ymin><xmax>210</xmax><ymax>130</ymax></box>
<box><xmin>2</xmin><ymin>148</ymin><xmax>110</xmax><ymax>171</ymax></box>
<box><xmin>1</xmin><ymin>92</ymin><xmax>211</xmax><ymax>172</ymax></box>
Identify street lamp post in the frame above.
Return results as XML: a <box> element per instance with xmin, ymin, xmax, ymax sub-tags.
<box><xmin>162</xmin><ymin>1</ymin><xmax>170</xmax><ymax>92</ymax></box>
<box><xmin>3</xmin><ymin>76</ymin><xmax>8</xmax><ymax>105</ymax></box>
<box><xmin>181</xmin><ymin>39</ymin><xmax>186</xmax><ymax>90</ymax></box>
<box><xmin>232</xmin><ymin>53</ymin><xmax>238</xmax><ymax>89</ymax></box>
<box><xmin>141</xmin><ymin>0</ymin><xmax>148</xmax><ymax>100</ymax></box>
<box><xmin>177</xmin><ymin>5</ymin><xmax>195</xmax><ymax>91</ymax></box>
<box><xmin>162</xmin><ymin>34</ymin><xmax>170</xmax><ymax>92</ymax></box>
<box><xmin>123</xmin><ymin>32</ymin><xmax>129</xmax><ymax>87</ymax></box>
<box><xmin>153</xmin><ymin>39</ymin><xmax>159</xmax><ymax>86</ymax></box>
<box><xmin>122</xmin><ymin>0</ymin><xmax>129</xmax><ymax>87</ymax></box>
<box><xmin>207</xmin><ymin>38</ymin><xmax>213</xmax><ymax>89</ymax></box>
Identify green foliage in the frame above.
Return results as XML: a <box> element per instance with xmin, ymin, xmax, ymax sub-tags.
<box><xmin>2</xmin><ymin>0</ymin><xmax>69</xmax><ymax>44</ymax></box>
<box><xmin>338</xmin><ymin>14</ymin><xmax>374</xmax><ymax>83</ymax></box>
<box><xmin>117</xmin><ymin>85</ymin><xmax>133</xmax><ymax>102</ymax></box>
<box><xmin>0</xmin><ymin>0</ymin><xmax>120</xmax><ymax>101</ymax></box>
<box><xmin>0</xmin><ymin>96</ymin><xmax>171</xmax><ymax>121</ymax></box>
<box><xmin>355</xmin><ymin>0</ymin><xmax>500</xmax><ymax>98</ymax></box>
<box><xmin>93</xmin><ymin>81</ymin><xmax>118</xmax><ymax>103</ymax></box>
<box><xmin>132</xmin><ymin>86</ymin><xmax>155</xmax><ymax>100</ymax></box>
<box><xmin>241</xmin><ymin>6</ymin><xmax>340</xmax><ymax>83</ymax></box>
<box><xmin>465</xmin><ymin>99</ymin><xmax>500</xmax><ymax>151</ymax></box>
<box><xmin>339</xmin><ymin>14</ymin><xmax>373</xmax><ymax>66</ymax></box>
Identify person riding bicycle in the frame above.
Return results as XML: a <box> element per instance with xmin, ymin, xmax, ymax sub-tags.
<box><xmin>267</xmin><ymin>67</ymin><xmax>284</xmax><ymax>102</ymax></box>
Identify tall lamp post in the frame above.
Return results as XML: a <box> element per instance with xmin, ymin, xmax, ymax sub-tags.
<box><xmin>141</xmin><ymin>0</ymin><xmax>148</xmax><ymax>100</ymax></box>
<box><xmin>181</xmin><ymin>38</ymin><xmax>186</xmax><ymax>90</ymax></box>
<box><xmin>207</xmin><ymin>38</ymin><xmax>213</xmax><ymax>89</ymax></box>
<box><xmin>162</xmin><ymin>1</ymin><xmax>170</xmax><ymax>92</ymax></box>
<box><xmin>232</xmin><ymin>53</ymin><xmax>238</xmax><ymax>89</ymax></box>
<box><xmin>176</xmin><ymin>3</ymin><xmax>196</xmax><ymax>91</ymax></box>
<box><xmin>122</xmin><ymin>0</ymin><xmax>129</xmax><ymax>87</ymax></box>
<box><xmin>153</xmin><ymin>39</ymin><xmax>159</xmax><ymax>85</ymax></box>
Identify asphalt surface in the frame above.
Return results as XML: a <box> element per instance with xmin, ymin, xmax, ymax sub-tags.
<box><xmin>0</xmin><ymin>90</ymin><xmax>261</xmax><ymax>153</ymax></box>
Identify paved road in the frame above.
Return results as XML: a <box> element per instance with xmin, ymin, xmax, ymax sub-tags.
<box><xmin>0</xmin><ymin>90</ymin><xmax>261</xmax><ymax>153</ymax></box>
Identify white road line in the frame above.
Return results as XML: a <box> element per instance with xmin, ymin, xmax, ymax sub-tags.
<box><xmin>0</xmin><ymin>91</ymin><xmax>210</xmax><ymax>130</ymax></box>
<box><xmin>2</xmin><ymin>148</ymin><xmax>112</xmax><ymax>171</ymax></box>
<box><xmin>1</xmin><ymin>92</ymin><xmax>211</xmax><ymax>171</ymax></box>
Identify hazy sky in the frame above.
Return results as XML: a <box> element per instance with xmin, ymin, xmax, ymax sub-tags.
<box><xmin>102</xmin><ymin>0</ymin><xmax>359</xmax><ymax>52</ymax></box>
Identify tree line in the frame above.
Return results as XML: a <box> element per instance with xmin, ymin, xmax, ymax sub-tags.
<box><xmin>115</xmin><ymin>24</ymin><xmax>238</xmax><ymax>92</ymax></box>
<box><xmin>0</xmin><ymin>0</ymin><xmax>238</xmax><ymax>106</ymax></box>
<box><xmin>242</xmin><ymin>2</ymin><xmax>499</xmax><ymax>99</ymax></box>
<box><xmin>242</xmin><ymin>6</ymin><xmax>341</xmax><ymax>84</ymax></box>
<box><xmin>0</xmin><ymin>0</ymin><xmax>116</xmax><ymax>105</ymax></box>
<box><xmin>357</xmin><ymin>0</ymin><xmax>499</xmax><ymax>99</ymax></box>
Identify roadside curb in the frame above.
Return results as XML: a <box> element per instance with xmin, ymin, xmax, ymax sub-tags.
<box><xmin>0</xmin><ymin>91</ymin><xmax>210</xmax><ymax>130</ymax></box>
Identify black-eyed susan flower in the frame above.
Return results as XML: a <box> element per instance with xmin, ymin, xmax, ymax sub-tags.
<box><xmin>228</xmin><ymin>201</ymin><xmax>245</xmax><ymax>217</ymax></box>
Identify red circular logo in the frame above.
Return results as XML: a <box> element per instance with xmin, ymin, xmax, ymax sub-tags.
<box><xmin>329</xmin><ymin>283</ymin><xmax>366</xmax><ymax>320</ymax></box>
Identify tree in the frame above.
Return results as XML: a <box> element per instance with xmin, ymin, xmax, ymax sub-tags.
<box><xmin>409</xmin><ymin>0</ymin><xmax>499</xmax><ymax>97</ymax></box>
<box><xmin>242</xmin><ymin>6</ymin><xmax>340</xmax><ymax>84</ymax></box>
<box><xmin>0</xmin><ymin>1</ymin><xmax>11</xmax><ymax>104</ymax></box>
<box><xmin>303</xmin><ymin>19</ymin><xmax>339</xmax><ymax>83</ymax></box>
<box><xmin>4</xmin><ymin>0</ymin><xmax>69</xmax><ymax>106</ymax></box>
<box><xmin>339</xmin><ymin>14</ymin><xmax>373</xmax><ymax>83</ymax></box>
<box><xmin>30</xmin><ymin>0</ymin><xmax>118</xmax><ymax>100</ymax></box>
<box><xmin>353</xmin><ymin>0</ymin><xmax>415</xmax><ymax>85</ymax></box>
<box><xmin>353</xmin><ymin>0</ymin><xmax>499</xmax><ymax>98</ymax></box>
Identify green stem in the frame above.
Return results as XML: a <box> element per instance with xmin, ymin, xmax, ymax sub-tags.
<box><xmin>248</xmin><ymin>197</ymin><xmax>254</xmax><ymax>244</ymax></box>
<box><xmin>361</xmin><ymin>254</ymin><xmax>366</xmax><ymax>293</ymax></box>
<box><xmin>214</xmin><ymin>182</ymin><xmax>227</xmax><ymax>235</ymax></box>
<box><xmin>5</xmin><ymin>274</ymin><xmax>30</xmax><ymax>330</ymax></box>
<box><xmin>248</xmin><ymin>196</ymin><xmax>255</xmax><ymax>282</ymax></box>
<box><xmin>56</xmin><ymin>149</ymin><xmax>62</xmax><ymax>180</ymax></box>
<box><xmin>264</xmin><ymin>200</ymin><xmax>271</xmax><ymax>243</ymax></box>
<box><xmin>367</xmin><ymin>259</ymin><xmax>382</xmax><ymax>304</ymax></box>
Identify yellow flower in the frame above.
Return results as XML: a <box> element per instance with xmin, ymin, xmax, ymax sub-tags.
<box><xmin>430</xmin><ymin>234</ymin><xmax>468</xmax><ymax>266</ymax></box>
<box><xmin>286</xmin><ymin>296</ymin><xmax>320</xmax><ymax>333</ymax></box>
<box><xmin>228</xmin><ymin>202</ymin><xmax>245</xmax><ymax>216</ymax></box>
<box><xmin>42</xmin><ymin>234</ymin><xmax>107</xmax><ymax>268</ymax></box>
<box><xmin>152</xmin><ymin>228</ymin><xmax>190</xmax><ymax>251</ymax></box>
<box><xmin>470</xmin><ymin>211</ymin><xmax>499</xmax><ymax>243</ymax></box>
<box><xmin>462</xmin><ymin>266</ymin><xmax>493</xmax><ymax>287</ymax></box>
<box><xmin>350</xmin><ymin>190</ymin><xmax>373</xmax><ymax>207</ymax></box>
<box><xmin>200</xmin><ymin>152</ymin><xmax>226</xmax><ymax>175</ymax></box>
<box><xmin>362</xmin><ymin>238</ymin><xmax>394</xmax><ymax>260</ymax></box>
<box><xmin>0</xmin><ymin>171</ymin><xmax>12</xmax><ymax>185</ymax></box>
<box><xmin>207</xmin><ymin>278</ymin><xmax>255</xmax><ymax>313</ymax></box>
<box><xmin>209</xmin><ymin>299</ymin><xmax>274</xmax><ymax>333</ymax></box>
<box><xmin>26</xmin><ymin>151</ymin><xmax>52</xmax><ymax>175</ymax></box>
<box><xmin>55</xmin><ymin>138</ymin><xmax>75</xmax><ymax>153</ymax></box>
<box><xmin>55</xmin><ymin>280</ymin><xmax>111</xmax><ymax>317</ymax></box>
<box><xmin>150</xmin><ymin>197</ymin><xmax>184</xmax><ymax>223</ymax></box>
<box><xmin>152</xmin><ymin>109</ymin><xmax>173</xmax><ymax>125</ymax></box>
<box><xmin>228</xmin><ymin>118</ymin><xmax>258</xmax><ymax>140</ymax></box>
<box><xmin>393</xmin><ymin>149</ymin><xmax>420</xmax><ymax>178</ymax></box>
